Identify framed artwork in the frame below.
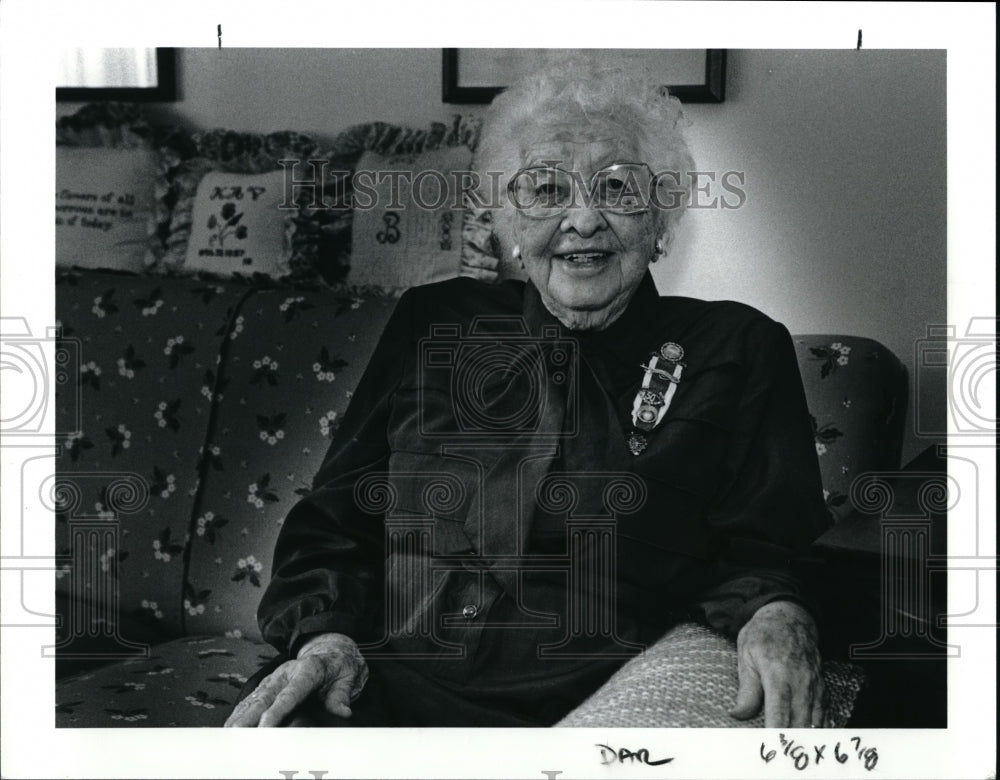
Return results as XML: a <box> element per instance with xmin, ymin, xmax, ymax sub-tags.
<box><xmin>56</xmin><ymin>47</ymin><xmax>177</xmax><ymax>102</ymax></box>
<box><xmin>442</xmin><ymin>48</ymin><xmax>725</xmax><ymax>104</ymax></box>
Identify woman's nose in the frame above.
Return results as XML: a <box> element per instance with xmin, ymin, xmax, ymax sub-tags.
<box><xmin>559</xmin><ymin>205</ymin><xmax>608</xmax><ymax>236</ymax></box>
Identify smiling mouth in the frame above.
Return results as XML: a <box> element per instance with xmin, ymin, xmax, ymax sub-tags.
<box><xmin>555</xmin><ymin>252</ymin><xmax>612</xmax><ymax>264</ymax></box>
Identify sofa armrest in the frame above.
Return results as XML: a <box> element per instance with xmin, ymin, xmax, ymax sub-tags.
<box><xmin>556</xmin><ymin>622</ymin><xmax>865</xmax><ymax>727</ymax></box>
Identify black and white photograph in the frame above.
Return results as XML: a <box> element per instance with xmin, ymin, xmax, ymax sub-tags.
<box><xmin>0</xmin><ymin>3</ymin><xmax>995</xmax><ymax>779</ymax></box>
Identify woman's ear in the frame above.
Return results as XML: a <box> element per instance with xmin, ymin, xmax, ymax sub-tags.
<box><xmin>651</xmin><ymin>225</ymin><xmax>672</xmax><ymax>263</ymax></box>
<box><xmin>488</xmin><ymin>217</ymin><xmax>530</xmax><ymax>282</ymax></box>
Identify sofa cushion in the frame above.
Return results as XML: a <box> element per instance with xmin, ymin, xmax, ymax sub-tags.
<box><xmin>557</xmin><ymin>622</ymin><xmax>865</xmax><ymax>727</ymax></box>
<box><xmin>55</xmin><ymin>635</ymin><xmax>278</xmax><ymax>727</ymax></box>
<box><xmin>55</xmin><ymin>270</ymin><xmax>251</xmax><ymax>637</ymax></box>
<box><xmin>181</xmin><ymin>288</ymin><xmax>397</xmax><ymax>640</ymax></box>
<box><xmin>792</xmin><ymin>336</ymin><xmax>907</xmax><ymax>523</ymax></box>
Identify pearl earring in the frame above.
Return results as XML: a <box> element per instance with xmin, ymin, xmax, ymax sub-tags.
<box><xmin>512</xmin><ymin>245</ymin><xmax>524</xmax><ymax>268</ymax></box>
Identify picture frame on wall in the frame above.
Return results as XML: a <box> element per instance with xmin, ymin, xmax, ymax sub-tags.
<box><xmin>442</xmin><ymin>48</ymin><xmax>726</xmax><ymax>104</ymax></box>
<box><xmin>56</xmin><ymin>47</ymin><xmax>177</xmax><ymax>102</ymax></box>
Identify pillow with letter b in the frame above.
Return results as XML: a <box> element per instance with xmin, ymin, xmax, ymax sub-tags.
<box><xmin>350</xmin><ymin>145</ymin><xmax>472</xmax><ymax>291</ymax></box>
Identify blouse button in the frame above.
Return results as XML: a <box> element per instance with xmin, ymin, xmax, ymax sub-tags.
<box><xmin>461</xmin><ymin>604</ymin><xmax>478</xmax><ymax>619</ymax></box>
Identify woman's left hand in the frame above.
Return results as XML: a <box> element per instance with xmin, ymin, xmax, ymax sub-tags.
<box><xmin>729</xmin><ymin>600</ymin><xmax>825</xmax><ymax>727</ymax></box>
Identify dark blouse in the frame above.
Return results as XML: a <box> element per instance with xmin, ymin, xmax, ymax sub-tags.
<box><xmin>256</xmin><ymin>273</ymin><xmax>830</xmax><ymax>726</ymax></box>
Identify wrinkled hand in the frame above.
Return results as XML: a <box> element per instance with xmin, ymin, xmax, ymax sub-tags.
<box><xmin>224</xmin><ymin>632</ymin><xmax>368</xmax><ymax>727</ymax></box>
<box><xmin>729</xmin><ymin>600</ymin><xmax>825</xmax><ymax>728</ymax></box>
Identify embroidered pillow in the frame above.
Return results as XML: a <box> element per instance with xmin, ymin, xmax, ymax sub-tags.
<box><xmin>349</xmin><ymin>145</ymin><xmax>475</xmax><ymax>291</ymax></box>
<box><xmin>157</xmin><ymin>130</ymin><xmax>331</xmax><ymax>282</ymax></box>
<box><xmin>180</xmin><ymin>170</ymin><xmax>293</xmax><ymax>277</ymax></box>
<box><xmin>55</xmin><ymin>146</ymin><xmax>159</xmax><ymax>271</ymax></box>
<box><xmin>56</xmin><ymin>102</ymin><xmax>198</xmax><ymax>269</ymax></box>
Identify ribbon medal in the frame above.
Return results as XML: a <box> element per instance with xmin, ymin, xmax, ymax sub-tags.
<box><xmin>627</xmin><ymin>342</ymin><xmax>684</xmax><ymax>455</ymax></box>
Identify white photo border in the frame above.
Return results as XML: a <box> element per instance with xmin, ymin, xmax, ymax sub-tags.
<box><xmin>1</xmin><ymin>1</ymin><xmax>995</xmax><ymax>778</ymax></box>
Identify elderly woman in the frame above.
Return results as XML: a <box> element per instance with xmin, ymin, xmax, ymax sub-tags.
<box><xmin>226</xmin><ymin>58</ymin><xmax>829</xmax><ymax>728</ymax></box>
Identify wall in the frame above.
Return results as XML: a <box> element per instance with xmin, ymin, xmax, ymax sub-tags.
<box><xmin>671</xmin><ymin>50</ymin><xmax>946</xmax><ymax>466</ymax></box>
<box><xmin>59</xmin><ymin>48</ymin><xmax>473</xmax><ymax>139</ymax></box>
<box><xmin>58</xmin><ymin>48</ymin><xmax>946</xmax><ymax>463</ymax></box>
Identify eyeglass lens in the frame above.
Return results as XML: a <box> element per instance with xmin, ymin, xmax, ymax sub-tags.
<box><xmin>509</xmin><ymin>164</ymin><xmax>652</xmax><ymax>217</ymax></box>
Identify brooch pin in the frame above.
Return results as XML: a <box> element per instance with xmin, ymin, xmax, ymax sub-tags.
<box><xmin>627</xmin><ymin>342</ymin><xmax>685</xmax><ymax>455</ymax></box>
<box><xmin>627</xmin><ymin>432</ymin><xmax>648</xmax><ymax>456</ymax></box>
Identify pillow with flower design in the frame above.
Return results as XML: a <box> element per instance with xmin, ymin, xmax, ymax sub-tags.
<box><xmin>158</xmin><ymin>130</ymin><xmax>329</xmax><ymax>282</ymax></box>
<box><xmin>178</xmin><ymin>169</ymin><xmax>294</xmax><ymax>277</ymax></box>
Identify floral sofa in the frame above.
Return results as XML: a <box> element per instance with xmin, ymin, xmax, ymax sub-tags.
<box><xmin>50</xmin><ymin>104</ymin><xmax>909</xmax><ymax>728</ymax></box>
<box><xmin>52</xmin><ymin>268</ymin><xmax>908</xmax><ymax>727</ymax></box>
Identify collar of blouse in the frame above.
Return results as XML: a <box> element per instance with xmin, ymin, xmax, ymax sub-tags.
<box><xmin>521</xmin><ymin>271</ymin><xmax>664</xmax><ymax>398</ymax></box>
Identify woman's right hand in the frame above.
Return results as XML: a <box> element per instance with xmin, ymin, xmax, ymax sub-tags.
<box><xmin>224</xmin><ymin>632</ymin><xmax>368</xmax><ymax>727</ymax></box>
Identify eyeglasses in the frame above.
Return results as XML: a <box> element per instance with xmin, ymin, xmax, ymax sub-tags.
<box><xmin>507</xmin><ymin>163</ymin><xmax>654</xmax><ymax>219</ymax></box>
